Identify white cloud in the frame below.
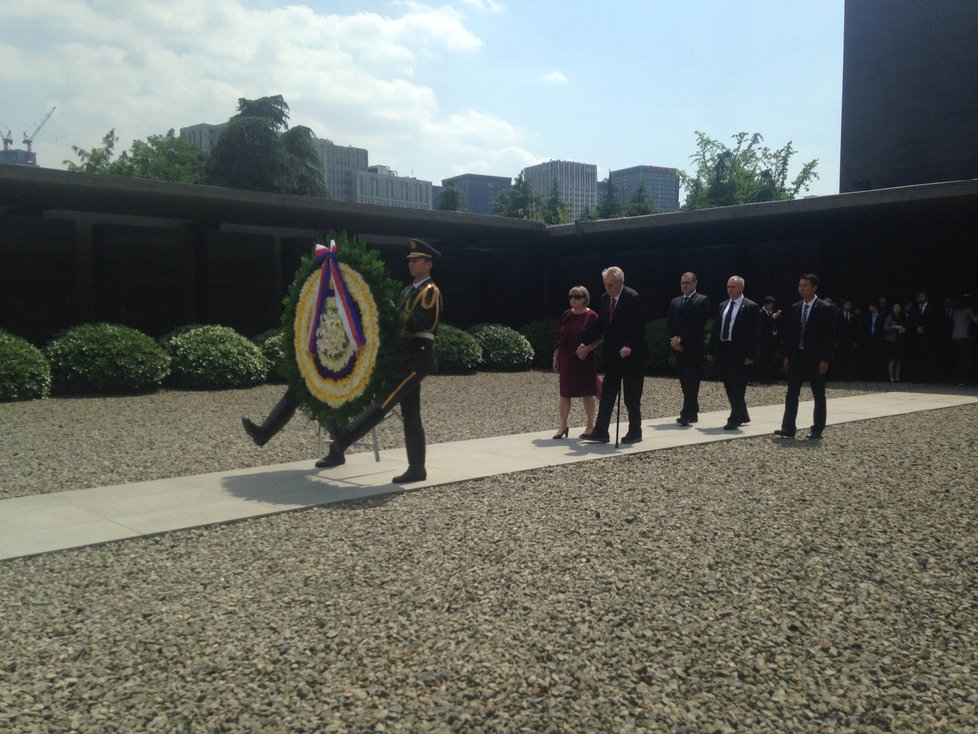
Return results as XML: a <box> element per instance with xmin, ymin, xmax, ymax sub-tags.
<box><xmin>536</xmin><ymin>69</ymin><xmax>568</xmax><ymax>84</ymax></box>
<box><xmin>1</xmin><ymin>0</ymin><xmax>539</xmax><ymax>182</ymax></box>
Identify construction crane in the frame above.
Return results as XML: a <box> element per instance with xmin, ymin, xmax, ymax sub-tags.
<box><xmin>0</xmin><ymin>125</ymin><xmax>13</xmax><ymax>151</ymax></box>
<box><xmin>22</xmin><ymin>106</ymin><xmax>56</xmax><ymax>153</ymax></box>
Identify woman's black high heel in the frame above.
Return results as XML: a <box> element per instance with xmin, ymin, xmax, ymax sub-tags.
<box><xmin>552</xmin><ymin>427</ymin><xmax>569</xmax><ymax>439</ymax></box>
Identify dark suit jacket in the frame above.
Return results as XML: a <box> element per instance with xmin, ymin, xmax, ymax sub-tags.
<box><xmin>667</xmin><ymin>292</ymin><xmax>711</xmax><ymax>355</ymax></box>
<box><xmin>594</xmin><ymin>286</ymin><xmax>648</xmax><ymax>376</ymax></box>
<box><xmin>710</xmin><ymin>297</ymin><xmax>760</xmax><ymax>366</ymax></box>
<box><xmin>783</xmin><ymin>297</ymin><xmax>836</xmax><ymax>364</ymax></box>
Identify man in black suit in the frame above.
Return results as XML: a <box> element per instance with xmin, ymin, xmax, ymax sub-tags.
<box><xmin>758</xmin><ymin>296</ymin><xmax>783</xmax><ymax>383</ymax></box>
<box><xmin>907</xmin><ymin>289</ymin><xmax>941</xmax><ymax>382</ymax></box>
<box><xmin>709</xmin><ymin>275</ymin><xmax>760</xmax><ymax>430</ymax></box>
<box><xmin>667</xmin><ymin>271</ymin><xmax>711</xmax><ymax>426</ymax></box>
<box><xmin>834</xmin><ymin>299</ymin><xmax>861</xmax><ymax>381</ymax></box>
<box><xmin>861</xmin><ymin>300</ymin><xmax>886</xmax><ymax>380</ymax></box>
<box><xmin>579</xmin><ymin>266</ymin><xmax>648</xmax><ymax>444</ymax></box>
<box><xmin>775</xmin><ymin>273</ymin><xmax>836</xmax><ymax>440</ymax></box>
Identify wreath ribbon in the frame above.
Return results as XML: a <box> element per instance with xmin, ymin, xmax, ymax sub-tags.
<box><xmin>307</xmin><ymin>240</ymin><xmax>367</xmax><ymax>355</ymax></box>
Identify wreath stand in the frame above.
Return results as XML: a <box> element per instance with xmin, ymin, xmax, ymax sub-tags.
<box><xmin>317</xmin><ymin>407</ymin><xmax>402</xmax><ymax>463</ymax></box>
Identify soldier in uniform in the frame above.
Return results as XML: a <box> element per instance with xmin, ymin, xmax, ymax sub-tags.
<box><xmin>316</xmin><ymin>239</ymin><xmax>442</xmax><ymax>483</ymax></box>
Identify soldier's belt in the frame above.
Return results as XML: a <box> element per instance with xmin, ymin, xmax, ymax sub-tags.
<box><xmin>409</xmin><ymin>332</ymin><xmax>435</xmax><ymax>341</ymax></box>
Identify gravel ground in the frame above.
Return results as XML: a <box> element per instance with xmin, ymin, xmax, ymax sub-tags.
<box><xmin>2</xmin><ymin>374</ymin><xmax>977</xmax><ymax>732</ymax></box>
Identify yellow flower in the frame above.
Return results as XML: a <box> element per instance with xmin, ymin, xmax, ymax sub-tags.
<box><xmin>294</xmin><ymin>264</ymin><xmax>380</xmax><ymax>408</ymax></box>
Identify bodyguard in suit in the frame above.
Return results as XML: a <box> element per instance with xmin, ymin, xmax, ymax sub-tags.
<box><xmin>667</xmin><ymin>271</ymin><xmax>711</xmax><ymax>426</ymax></box>
<box><xmin>709</xmin><ymin>275</ymin><xmax>760</xmax><ymax>430</ymax></box>
<box><xmin>775</xmin><ymin>273</ymin><xmax>836</xmax><ymax>440</ymax></box>
<box><xmin>579</xmin><ymin>266</ymin><xmax>648</xmax><ymax>443</ymax></box>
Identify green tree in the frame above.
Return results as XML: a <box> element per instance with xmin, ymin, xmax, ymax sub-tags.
<box><xmin>438</xmin><ymin>181</ymin><xmax>467</xmax><ymax>211</ymax></box>
<box><xmin>65</xmin><ymin>129</ymin><xmax>207</xmax><ymax>183</ymax></box>
<box><xmin>596</xmin><ymin>174</ymin><xmax>623</xmax><ymax>219</ymax></box>
<box><xmin>680</xmin><ymin>131</ymin><xmax>818</xmax><ymax>210</ymax></box>
<box><xmin>205</xmin><ymin>95</ymin><xmax>327</xmax><ymax>197</ymax></box>
<box><xmin>542</xmin><ymin>178</ymin><xmax>571</xmax><ymax>224</ymax></box>
<box><xmin>493</xmin><ymin>172</ymin><xmax>543</xmax><ymax>220</ymax></box>
<box><xmin>64</xmin><ymin>129</ymin><xmax>119</xmax><ymax>174</ymax></box>
<box><xmin>624</xmin><ymin>180</ymin><xmax>657</xmax><ymax>217</ymax></box>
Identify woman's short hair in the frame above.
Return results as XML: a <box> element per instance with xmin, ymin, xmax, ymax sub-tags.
<box><xmin>568</xmin><ymin>285</ymin><xmax>590</xmax><ymax>305</ymax></box>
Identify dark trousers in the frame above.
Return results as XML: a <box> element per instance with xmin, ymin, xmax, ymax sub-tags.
<box><xmin>676</xmin><ymin>349</ymin><xmax>703</xmax><ymax>418</ymax></box>
<box><xmin>781</xmin><ymin>353</ymin><xmax>827</xmax><ymax>432</ymax></box>
<box><xmin>341</xmin><ymin>340</ymin><xmax>432</xmax><ymax>468</ymax></box>
<box><xmin>595</xmin><ymin>369</ymin><xmax>644</xmax><ymax>436</ymax></box>
<box><xmin>718</xmin><ymin>343</ymin><xmax>750</xmax><ymax>424</ymax></box>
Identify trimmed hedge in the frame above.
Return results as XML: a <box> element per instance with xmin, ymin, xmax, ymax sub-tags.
<box><xmin>468</xmin><ymin>324</ymin><xmax>534</xmax><ymax>371</ymax></box>
<box><xmin>518</xmin><ymin>319</ymin><xmax>559</xmax><ymax>368</ymax></box>
<box><xmin>0</xmin><ymin>330</ymin><xmax>52</xmax><ymax>401</ymax></box>
<box><xmin>44</xmin><ymin>323</ymin><xmax>170</xmax><ymax>394</ymax></box>
<box><xmin>165</xmin><ymin>325</ymin><xmax>268</xmax><ymax>389</ymax></box>
<box><xmin>435</xmin><ymin>324</ymin><xmax>482</xmax><ymax>372</ymax></box>
<box><xmin>253</xmin><ymin>328</ymin><xmax>289</xmax><ymax>382</ymax></box>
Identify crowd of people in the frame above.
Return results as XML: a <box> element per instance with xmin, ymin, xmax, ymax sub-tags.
<box><xmin>551</xmin><ymin>269</ymin><xmax>978</xmax><ymax>442</ymax></box>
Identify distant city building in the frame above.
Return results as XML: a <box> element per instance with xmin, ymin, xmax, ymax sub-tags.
<box><xmin>0</xmin><ymin>150</ymin><xmax>37</xmax><ymax>166</ymax></box>
<box><xmin>354</xmin><ymin>165</ymin><xmax>432</xmax><ymax>210</ymax></box>
<box><xmin>311</xmin><ymin>138</ymin><xmax>368</xmax><ymax>203</ymax></box>
<box><xmin>522</xmin><ymin>160</ymin><xmax>597</xmax><ymax>220</ymax></box>
<box><xmin>840</xmin><ymin>0</ymin><xmax>978</xmax><ymax>191</ymax></box>
<box><xmin>179</xmin><ymin>123</ymin><xmax>225</xmax><ymax>153</ymax></box>
<box><xmin>609</xmin><ymin>165</ymin><xmax>680</xmax><ymax>213</ymax></box>
<box><xmin>440</xmin><ymin>173</ymin><xmax>513</xmax><ymax>215</ymax></box>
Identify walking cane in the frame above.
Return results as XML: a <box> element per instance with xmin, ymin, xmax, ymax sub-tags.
<box><xmin>614</xmin><ymin>382</ymin><xmax>622</xmax><ymax>448</ymax></box>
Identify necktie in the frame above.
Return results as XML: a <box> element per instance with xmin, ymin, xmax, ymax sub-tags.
<box><xmin>800</xmin><ymin>303</ymin><xmax>811</xmax><ymax>348</ymax></box>
<box><xmin>682</xmin><ymin>295</ymin><xmax>690</xmax><ymax>309</ymax></box>
<box><xmin>721</xmin><ymin>301</ymin><xmax>734</xmax><ymax>341</ymax></box>
<box><xmin>608</xmin><ymin>297</ymin><xmax>616</xmax><ymax>321</ymax></box>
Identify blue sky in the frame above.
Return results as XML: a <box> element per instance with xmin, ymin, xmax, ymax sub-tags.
<box><xmin>1</xmin><ymin>0</ymin><xmax>844</xmax><ymax>197</ymax></box>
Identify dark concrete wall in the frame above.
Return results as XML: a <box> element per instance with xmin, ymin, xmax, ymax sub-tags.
<box><xmin>840</xmin><ymin>0</ymin><xmax>978</xmax><ymax>192</ymax></box>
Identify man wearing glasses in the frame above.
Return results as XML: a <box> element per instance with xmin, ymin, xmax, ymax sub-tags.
<box><xmin>667</xmin><ymin>272</ymin><xmax>711</xmax><ymax>426</ymax></box>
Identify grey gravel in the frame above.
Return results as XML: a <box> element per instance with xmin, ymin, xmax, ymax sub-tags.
<box><xmin>1</xmin><ymin>373</ymin><xmax>976</xmax><ymax>733</ymax></box>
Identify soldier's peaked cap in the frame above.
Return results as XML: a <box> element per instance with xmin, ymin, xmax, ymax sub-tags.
<box><xmin>407</xmin><ymin>239</ymin><xmax>441</xmax><ymax>260</ymax></box>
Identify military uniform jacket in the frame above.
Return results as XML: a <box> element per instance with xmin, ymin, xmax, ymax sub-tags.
<box><xmin>399</xmin><ymin>277</ymin><xmax>442</xmax><ymax>370</ymax></box>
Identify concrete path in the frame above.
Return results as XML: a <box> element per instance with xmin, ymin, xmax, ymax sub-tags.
<box><xmin>2</xmin><ymin>390</ymin><xmax>975</xmax><ymax>561</ymax></box>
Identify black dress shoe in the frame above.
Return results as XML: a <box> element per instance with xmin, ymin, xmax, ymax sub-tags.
<box><xmin>621</xmin><ymin>433</ymin><xmax>643</xmax><ymax>444</ymax></box>
<box><xmin>393</xmin><ymin>467</ymin><xmax>427</xmax><ymax>483</ymax></box>
<box><xmin>677</xmin><ymin>417</ymin><xmax>691</xmax><ymax>426</ymax></box>
<box><xmin>806</xmin><ymin>431</ymin><xmax>823</xmax><ymax>440</ymax></box>
<box><xmin>581</xmin><ymin>431</ymin><xmax>610</xmax><ymax>443</ymax></box>
<box><xmin>723</xmin><ymin>421</ymin><xmax>738</xmax><ymax>430</ymax></box>
<box><xmin>773</xmin><ymin>428</ymin><xmax>796</xmax><ymax>438</ymax></box>
<box><xmin>315</xmin><ymin>450</ymin><xmax>345</xmax><ymax>468</ymax></box>
<box><xmin>241</xmin><ymin>417</ymin><xmax>268</xmax><ymax>447</ymax></box>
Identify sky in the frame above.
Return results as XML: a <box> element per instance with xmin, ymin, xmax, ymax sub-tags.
<box><xmin>1</xmin><ymin>0</ymin><xmax>845</xmax><ymax>198</ymax></box>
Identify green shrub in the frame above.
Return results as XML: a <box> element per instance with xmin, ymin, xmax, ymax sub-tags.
<box><xmin>253</xmin><ymin>328</ymin><xmax>289</xmax><ymax>382</ymax></box>
<box><xmin>645</xmin><ymin>318</ymin><xmax>675</xmax><ymax>375</ymax></box>
<box><xmin>518</xmin><ymin>319</ymin><xmax>560</xmax><ymax>368</ymax></box>
<box><xmin>44</xmin><ymin>323</ymin><xmax>170</xmax><ymax>394</ymax></box>
<box><xmin>435</xmin><ymin>324</ymin><xmax>482</xmax><ymax>372</ymax></box>
<box><xmin>0</xmin><ymin>330</ymin><xmax>52</xmax><ymax>401</ymax></box>
<box><xmin>468</xmin><ymin>324</ymin><xmax>534</xmax><ymax>371</ymax></box>
<box><xmin>165</xmin><ymin>325</ymin><xmax>268</xmax><ymax>389</ymax></box>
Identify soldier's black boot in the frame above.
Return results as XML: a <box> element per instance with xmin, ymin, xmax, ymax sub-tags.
<box><xmin>394</xmin><ymin>424</ymin><xmax>426</xmax><ymax>483</ymax></box>
<box><xmin>315</xmin><ymin>402</ymin><xmax>386</xmax><ymax>469</ymax></box>
<box><xmin>242</xmin><ymin>393</ymin><xmax>297</xmax><ymax>447</ymax></box>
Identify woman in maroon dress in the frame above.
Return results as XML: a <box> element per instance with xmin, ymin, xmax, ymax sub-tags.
<box><xmin>551</xmin><ymin>285</ymin><xmax>600</xmax><ymax>438</ymax></box>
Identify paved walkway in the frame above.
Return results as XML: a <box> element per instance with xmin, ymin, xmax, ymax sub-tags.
<box><xmin>2</xmin><ymin>390</ymin><xmax>976</xmax><ymax>561</ymax></box>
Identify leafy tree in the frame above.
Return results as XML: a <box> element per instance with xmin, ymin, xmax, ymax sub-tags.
<box><xmin>542</xmin><ymin>178</ymin><xmax>571</xmax><ymax>224</ymax></box>
<box><xmin>624</xmin><ymin>180</ymin><xmax>657</xmax><ymax>217</ymax></box>
<box><xmin>438</xmin><ymin>181</ymin><xmax>467</xmax><ymax>212</ymax></box>
<box><xmin>205</xmin><ymin>95</ymin><xmax>327</xmax><ymax>197</ymax></box>
<box><xmin>493</xmin><ymin>172</ymin><xmax>543</xmax><ymax>220</ymax></box>
<box><xmin>64</xmin><ymin>130</ymin><xmax>120</xmax><ymax>175</ymax></box>
<box><xmin>680</xmin><ymin>131</ymin><xmax>818</xmax><ymax>210</ymax></box>
<box><xmin>65</xmin><ymin>129</ymin><xmax>207</xmax><ymax>183</ymax></box>
<box><xmin>596</xmin><ymin>173</ymin><xmax>622</xmax><ymax>219</ymax></box>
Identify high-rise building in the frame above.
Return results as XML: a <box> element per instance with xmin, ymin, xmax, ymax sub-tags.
<box><xmin>440</xmin><ymin>173</ymin><xmax>512</xmax><ymax>215</ymax></box>
<box><xmin>179</xmin><ymin>123</ymin><xmax>225</xmax><ymax>153</ymax></box>
<box><xmin>522</xmin><ymin>160</ymin><xmax>597</xmax><ymax>220</ymax></box>
<box><xmin>840</xmin><ymin>0</ymin><xmax>978</xmax><ymax>192</ymax></box>
<box><xmin>354</xmin><ymin>165</ymin><xmax>432</xmax><ymax>210</ymax></box>
<box><xmin>311</xmin><ymin>138</ymin><xmax>368</xmax><ymax>203</ymax></box>
<box><xmin>609</xmin><ymin>165</ymin><xmax>680</xmax><ymax>213</ymax></box>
